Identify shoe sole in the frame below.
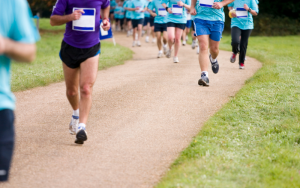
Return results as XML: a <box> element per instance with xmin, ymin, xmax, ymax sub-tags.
<box><xmin>198</xmin><ymin>79</ymin><xmax>209</xmax><ymax>87</ymax></box>
<box><xmin>230</xmin><ymin>58</ymin><xmax>236</xmax><ymax>63</ymax></box>
<box><xmin>75</xmin><ymin>130</ymin><xmax>88</xmax><ymax>144</ymax></box>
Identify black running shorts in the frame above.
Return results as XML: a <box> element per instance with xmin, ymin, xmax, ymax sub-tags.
<box><xmin>132</xmin><ymin>18</ymin><xmax>144</xmax><ymax>28</ymax></box>
<box><xmin>154</xmin><ymin>23</ymin><xmax>167</xmax><ymax>33</ymax></box>
<box><xmin>59</xmin><ymin>40</ymin><xmax>100</xmax><ymax>69</ymax></box>
<box><xmin>167</xmin><ymin>22</ymin><xmax>186</xmax><ymax>30</ymax></box>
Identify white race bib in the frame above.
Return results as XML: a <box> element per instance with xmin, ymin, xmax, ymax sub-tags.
<box><xmin>158</xmin><ymin>8</ymin><xmax>167</xmax><ymax>16</ymax></box>
<box><xmin>172</xmin><ymin>5</ymin><xmax>182</xmax><ymax>15</ymax></box>
<box><xmin>199</xmin><ymin>0</ymin><xmax>214</xmax><ymax>8</ymax></box>
<box><xmin>236</xmin><ymin>8</ymin><xmax>248</xmax><ymax>18</ymax></box>
<box><xmin>73</xmin><ymin>8</ymin><xmax>96</xmax><ymax>32</ymax></box>
<box><xmin>135</xmin><ymin>6</ymin><xmax>143</xmax><ymax>13</ymax></box>
<box><xmin>100</xmin><ymin>22</ymin><xmax>108</xmax><ymax>36</ymax></box>
<box><xmin>187</xmin><ymin>13</ymin><xmax>191</xmax><ymax>20</ymax></box>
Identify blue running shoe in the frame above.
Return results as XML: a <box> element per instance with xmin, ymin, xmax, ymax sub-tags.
<box><xmin>198</xmin><ymin>72</ymin><xmax>209</xmax><ymax>86</ymax></box>
<box><xmin>209</xmin><ymin>54</ymin><xmax>219</xmax><ymax>74</ymax></box>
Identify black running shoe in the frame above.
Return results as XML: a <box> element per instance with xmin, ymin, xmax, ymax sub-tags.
<box><xmin>209</xmin><ymin>54</ymin><xmax>219</xmax><ymax>74</ymax></box>
<box><xmin>198</xmin><ymin>72</ymin><xmax>209</xmax><ymax>86</ymax></box>
<box><xmin>75</xmin><ymin>126</ymin><xmax>88</xmax><ymax>144</ymax></box>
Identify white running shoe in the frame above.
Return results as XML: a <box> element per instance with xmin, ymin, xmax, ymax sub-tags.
<box><xmin>127</xmin><ymin>31</ymin><xmax>130</xmax><ymax>37</ymax></box>
<box><xmin>157</xmin><ymin>51</ymin><xmax>163</xmax><ymax>58</ymax></box>
<box><xmin>137</xmin><ymin>41</ymin><xmax>141</xmax><ymax>47</ymax></box>
<box><xmin>152</xmin><ymin>38</ymin><xmax>156</xmax><ymax>43</ymax></box>
<box><xmin>191</xmin><ymin>40</ymin><xmax>196</xmax><ymax>49</ymax></box>
<box><xmin>195</xmin><ymin>39</ymin><xmax>199</xmax><ymax>47</ymax></box>
<box><xmin>132</xmin><ymin>41</ymin><xmax>135</xmax><ymax>47</ymax></box>
<box><xmin>197</xmin><ymin>46</ymin><xmax>199</xmax><ymax>54</ymax></box>
<box><xmin>69</xmin><ymin>115</ymin><xmax>79</xmax><ymax>135</ymax></box>
<box><xmin>173</xmin><ymin>56</ymin><xmax>179</xmax><ymax>63</ymax></box>
<box><xmin>145</xmin><ymin>36</ymin><xmax>149</xmax><ymax>43</ymax></box>
<box><xmin>185</xmin><ymin>35</ymin><xmax>188</xmax><ymax>41</ymax></box>
<box><xmin>182</xmin><ymin>40</ymin><xmax>186</xmax><ymax>46</ymax></box>
<box><xmin>75</xmin><ymin>125</ymin><xmax>87</xmax><ymax>144</ymax></box>
<box><xmin>166</xmin><ymin>49</ymin><xmax>172</xmax><ymax>58</ymax></box>
<box><xmin>163</xmin><ymin>45</ymin><xmax>167</xmax><ymax>55</ymax></box>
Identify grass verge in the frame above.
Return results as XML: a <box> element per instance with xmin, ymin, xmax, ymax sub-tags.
<box><xmin>12</xmin><ymin>30</ymin><xmax>133</xmax><ymax>92</ymax></box>
<box><xmin>156</xmin><ymin>36</ymin><xmax>300</xmax><ymax>187</ymax></box>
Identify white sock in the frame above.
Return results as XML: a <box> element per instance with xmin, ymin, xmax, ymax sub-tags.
<box><xmin>73</xmin><ymin>109</ymin><xmax>79</xmax><ymax>116</ymax></box>
<box><xmin>78</xmin><ymin>123</ymin><xmax>86</xmax><ymax>129</ymax></box>
<box><xmin>210</xmin><ymin>55</ymin><xmax>217</xmax><ymax>63</ymax></box>
<box><xmin>159</xmin><ymin>50</ymin><xmax>163</xmax><ymax>53</ymax></box>
<box><xmin>163</xmin><ymin>44</ymin><xmax>167</xmax><ymax>48</ymax></box>
<box><xmin>202</xmin><ymin>71</ymin><xmax>208</xmax><ymax>77</ymax></box>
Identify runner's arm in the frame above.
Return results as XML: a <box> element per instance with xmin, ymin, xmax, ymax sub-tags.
<box><xmin>125</xmin><ymin>7</ymin><xmax>139</xmax><ymax>11</ymax></box>
<box><xmin>0</xmin><ymin>35</ymin><xmax>36</xmax><ymax>62</ymax></box>
<box><xmin>212</xmin><ymin>0</ymin><xmax>234</xmax><ymax>9</ymax></box>
<box><xmin>50</xmin><ymin>9</ymin><xmax>85</xmax><ymax>26</ymax></box>
<box><xmin>190</xmin><ymin>0</ymin><xmax>197</xmax><ymax>15</ymax></box>
<box><xmin>177</xmin><ymin>1</ymin><xmax>190</xmax><ymax>11</ymax></box>
<box><xmin>148</xmin><ymin>9</ymin><xmax>157</xmax><ymax>17</ymax></box>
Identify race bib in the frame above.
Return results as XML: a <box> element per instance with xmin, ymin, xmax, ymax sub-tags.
<box><xmin>135</xmin><ymin>6</ymin><xmax>143</xmax><ymax>13</ymax></box>
<box><xmin>73</xmin><ymin>8</ymin><xmax>96</xmax><ymax>32</ymax></box>
<box><xmin>236</xmin><ymin>8</ymin><xmax>248</xmax><ymax>18</ymax></box>
<box><xmin>172</xmin><ymin>5</ymin><xmax>182</xmax><ymax>15</ymax></box>
<box><xmin>100</xmin><ymin>22</ymin><xmax>108</xmax><ymax>36</ymax></box>
<box><xmin>199</xmin><ymin>0</ymin><xmax>214</xmax><ymax>8</ymax></box>
<box><xmin>187</xmin><ymin>13</ymin><xmax>191</xmax><ymax>20</ymax></box>
<box><xmin>158</xmin><ymin>8</ymin><xmax>167</xmax><ymax>16</ymax></box>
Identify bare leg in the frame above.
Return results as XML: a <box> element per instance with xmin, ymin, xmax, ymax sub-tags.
<box><xmin>62</xmin><ymin>64</ymin><xmax>80</xmax><ymax>110</ymax></box>
<box><xmin>209</xmin><ymin>39</ymin><xmax>220</xmax><ymax>59</ymax></box>
<box><xmin>137</xmin><ymin>24</ymin><xmax>143</xmax><ymax>41</ymax></box>
<box><xmin>197</xmin><ymin>35</ymin><xmax>210</xmax><ymax>72</ymax></box>
<box><xmin>78</xmin><ymin>55</ymin><xmax>99</xmax><ymax>124</ymax></box>
<box><xmin>162</xmin><ymin>31</ymin><xmax>168</xmax><ymax>45</ymax></box>
<box><xmin>167</xmin><ymin>27</ymin><xmax>175</xmax><ymax>50</ymax></box>
<box><xmin>174</xmin><ymin>27</ymin><xmax>183</xmax><ymax>57</ymax></box>
<box><xmin>133</xmin><ymin>27</ymin><xmax>137</xmax><ymax>41</ymax></box>
<box><xmin>156</xmin><ymin>31</ymin><xmax>162</xmax><ymax>50</ymax></box>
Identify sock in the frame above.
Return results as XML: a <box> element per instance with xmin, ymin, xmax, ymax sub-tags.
<box><xmin>201</xmin><ymin>71</ymin><xmax>208</xmax><ymax>77</ymax></box>
<box><xmin>163</xmin><ymin>44</ymin><xmax>167</xmax><ymax>48</ymax></box>
<box><xmin>78</xmin><ymin>123</ymin><xmax>86</xmax><ymax>129</ymax></box>
<box><xmin>210</xmin><ymin>55</ymin><xmax>217</xmax><ymax>63</ymax></box>
<box><xmin>73</xmin><ymin>109</ymin><xmax>79</xmax><ymax>117</ymax></box>
<box><xmin>159</xmin><ymin>50</ymin><xmax>163</xmax><ymax>53</ymax></box>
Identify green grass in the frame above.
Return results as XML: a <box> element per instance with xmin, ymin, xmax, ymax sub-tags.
<box><xmin>157</xmin><ymin>36</ymin><xmax>300</xmax><ymax>188</ymax></box>
<box><xmin>38</xmin><ymin>18</ymin><xmax>65</xmax><ymax>30</ymax></box>
<box><xmin>11</xmin><ymin>31</ymin><xmax>133</xmax><ymax>92</ymax></box>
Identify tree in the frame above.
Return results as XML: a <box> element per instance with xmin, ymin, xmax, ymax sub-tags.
<box><xmin>27</xmin><ymin>0</ymin><xmax>57</xmax><ymax>17</ymax></box>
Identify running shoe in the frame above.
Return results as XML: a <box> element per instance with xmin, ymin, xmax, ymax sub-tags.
<box><xmin>163</xmin><ymin>45</ymin><xmax>167</xmax><ymax>55</ymax></box>
<box><xmin>191</xmin><ymin>40</ymin><xmax>196</xmax><ymax>49</ymax></box>
<box><xmin>230</xmin><ymin>53</ymin><xmax>237</xmax><ymax>63</ymax></box>
<box><xmin>166</xmin><ymin>49</ymin><xmax>172</xmax><ymax>58</ymax></box>
<box><xmin>195</xmin><ymin>39</ymin><xmax>198</xmax><ymax>47</ymax></box>
<box><xmin>173</xmin><ymin>56</ymin><xmax>179</xmax><ymax>63</ymax></box>
<box><xmin>182</xmin><ymin>40</ymin><xmax>186</xmax><ymax>46</ymax></box>
<box><xmin>137</xmin><ymin>41</ymin><xmax>141</xmax><ymax>47</ymax></box>
<box><xmin>132</xmin><ymin>41</ymin><xmax>135</xmax><ymax>47</ymax></box>
<box><xmin>145</xmin><ymin>36</ymin><xmax>149</xmax><ymax>43</ymax></box>
<box><xmin>69</xmin><ymin>115</ymin><xmax>79</xmax><ymax>135</ymax></box>
<box><xmin>196</xmin><ymin>46</ymin><xmax>199</xmax><ymax>54</ymax></box>
<box><xmin>157</xmin><ymin>51</ymin><xmax>163</xmax><ymax>58</ymax></box>
<box><xmin>75</xmin><ymin>126</ymin><xmax>87</xmax><ymax>144</ymax></box>
<box><xmin>198</xmin><ymin>72</ymin><xmax>209</xmax><ymax>86</ymax></box>
<box><xmin>209</xmin><ymin>54</ymin><xmax>219</xmax><ymax>74</ymax></box>
<box><xmin>239</xmin><ymin>63</ymin><xmax>245</xmax><ymax>69</ymax></box>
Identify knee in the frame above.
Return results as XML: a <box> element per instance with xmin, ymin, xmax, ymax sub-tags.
<box><xmin>80</xmin><ymin>84</ymin><xmax>93</xmax><ymax>97</ymax></box>
<box><xmin>174</xmin><ymin>37</ymin><xmax>180</xmax><ymax>43</ymax></box>
<box><xmin>66</xmin><ymin>88</ymin><xmax>78</xmax><ymax>98</ymax></box>
<box><xmin>168</xmin><ymin>35</ymin><xmax>174</xmax><ymax>41</ymax></box>
<box><xmin>199</xmin><ymin>43</ymin><xmax>208</xmax><ymax>51</ymax></box>
<box><xmin>210</xmin><ymin>46</ymin><xmax>219</xmax><ymax>54</ymax></box>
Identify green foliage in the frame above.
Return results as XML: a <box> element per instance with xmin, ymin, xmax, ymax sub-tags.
<box><xmin>156</xmin><ymin>36</ymin><xmax>300</xmax><ymax>187</ymax></box>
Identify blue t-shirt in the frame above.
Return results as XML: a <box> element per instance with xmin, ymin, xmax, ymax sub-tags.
<box><xmin>115</xmin><ymin>6</ymin><xmax>125</xmax><ymax>19</ymax></box>
<box><xmin>110</xmin><ymin>0</ymin><xmax>117</xmax><ymax>12</ymax></box>
<box><xmin>162</xmin><ymin>0</ymin><xmax>191</xmax><ymax>24</ymax></box>
<box><xmin>124</xmin><ymin>0</ymin><xmax>134</xmax><ymax>18</ymax></box>
<box><xmin>194</xmin><ymin>0</ymin><xmax>225</xmax><ymax>22</ymax></box>
<box><xmin>0</xmin><ymin>0</ymin><xmax>40</xmax><ymax>111</ymax></box>
<box><xmin>228</xmin><ymin>0</ymin><xmax>258</xmax><ymax>30</ymax></box>
<box><xmin>129</xmin><ymin>0</ymin><xmax>148</xmax><ymax>19</ymax></box>
<box><xmin>148</xmin><ymin>0</ymin><xmax>167</xmax><ymax>24</ymax></box>
<box><xmin>144</xmin><ymin>0</ymin><xmax>151</xmax><ymax>17</ymax></box>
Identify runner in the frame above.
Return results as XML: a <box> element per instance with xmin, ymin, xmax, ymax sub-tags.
<box><xmin>143</xmin><ymin>0</ymin><xmax>152</xmax><ymax>43</ymax></box>
<box><xmin>50</xmin><ymin>0</ymin><xmax>111</xmax><ymax>144</ymax></box>
<box><xmin>190</xmin><ymin>14</ymin><xmax>199</xmax><ymax>51</ymax></box>
<box><xmin>228</xmin><ymin>0</ymin><xmax>258</xmax><ymax>69</ymax></box>
<box><xmin>124</xmin><ymin>0</ymin><xmax>134</xmax><ymax>36</ymax></box>
<box><xmin>162</xmin><ymin>0</ymin><xmax>191</xmax><ymax>63</ymax></box>
<box><xmin>125</xmin><ymin>0</ymin><xmax>148</xmax><ymax>47</ymax></box>
<box><xmin>149</xmin><ymin>8</ymin><xmax>157</xmax><ymax>43</ymax></box>
<box><xmin>110</xmin><ymin>0</ymin><xmax>117</xmax><ymax>28</ymax></box>
<box><xmin>115</xmin><ymin>2</ymin><xmax>125</xmax><ymax>31</ymax></box>
<box><xmin>0</xmin><ymin>0</ymin><xmax>39</xmax><ymax>181</ymax></box>
<box><xmin>182</xmin><ymin>11</ymin><xmax>192</xmax><ymax>46</ymax></box>
<box><xmin>190</xmin><ymin>0</ymin><xmax>234</xmax><ymax>86</ymax></box>
<box><xmin>148</xmin><ymin>0</ymin><xmax>168</xmax><ymax>58</ymax></box>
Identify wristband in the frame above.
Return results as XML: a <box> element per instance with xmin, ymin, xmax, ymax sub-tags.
<box><xmin>248</xmin><ymin>8</ymin><xmax>252</xmax><ymax>12</ymax></box>
<box><xmin>165</xmin><ymin>7</ymin><xmax>169</xmax><ymax>11</ymax></box>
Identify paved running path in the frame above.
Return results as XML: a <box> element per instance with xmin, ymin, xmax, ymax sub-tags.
<box><xmin>2</xmin><ymin>33</ymin><xmax>261</xmax><ymax>188</ymax></box>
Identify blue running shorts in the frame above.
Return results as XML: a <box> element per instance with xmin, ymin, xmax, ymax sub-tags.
<box><xmin>193</xmin><ymin>18</ymin><xmax>224</xmax><ymax>42</ymax></box>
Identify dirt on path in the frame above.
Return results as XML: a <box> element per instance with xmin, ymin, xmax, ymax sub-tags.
<box><xmin>2</xmin><ymin>32</ymin><xmax>261</xmax><ymax>188</ymax></box>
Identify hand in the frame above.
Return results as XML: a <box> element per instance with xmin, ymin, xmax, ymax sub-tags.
<box><xmin>135</xmin><ymin>7</ymin><xmax>140</xmax><ymax>10</ymax></box>
<box><xmin>244</xmin><ymin>4</ymin><xmax>249</xmax><ymax>11</ymax></box>
<box><xmin>190</xmin><ymin>7</ymin><xmax>196</xmax><ymax>15</ymax></box>
<box><xmin>212</xmin><ymin>2</ymin><xmax>223</xmax><ymax>9</ymax></box>
<box><xmin>151</xmin><ymin>13</ymin><xmax>157</xmax><ymax>17</ymax></box>
<box><xmin>70</xmin><ymin>9</ymin><xmax>85</xmax><ymax>21</ymax></box>
<box><xmin>0</xmin><ymin>35</ymin><xmax>6</xmax><ymax>55</ymax></box>
<box><xmin>230</xmin><ymin>10</ymin><xmax>237</xmax><ymax>18</ymax></box>
<box><xmin>102</xmin><ymin>19</ymin><xmax>111</xmax><ymax>31</ymax></box>
<box><xmin>177</xmin><ymin>1</ymin><xmax>184</xmax><ymax>7</ymax></box>
<box><xmin>167</xmin><ymin>8</ymin><xmax>172</xmax><ymax>14</ymax></box>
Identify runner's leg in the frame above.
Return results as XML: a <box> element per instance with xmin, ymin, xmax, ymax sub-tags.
<box><xmin>78</xmin><ymin>55</ymin><xmax>99</xmax><ymax>124</ymax></box>
<box><xmin>231</xmin><ymin>26</ymin><xmax>241</xmax><ymax>55</ymax></box>
<box><xmin>62</xmin><ymin>64</ymin><xmax>80</xmax><ymax>110</ymax></box>
<box><xmin>197</xmin><ymin>35</ymin><xmax>210</xmax><ymax>72</ymax></box>
<box><xmin>163</xmin><ymin>31</ymin><xmax>168</xmax><ymax>45</ymax></box>
<box><xmin>137</xmin><ymin>23</ymin><xmax>143</xmax><ymax>41</ymax></box>
<box><xmin>156</xmin><ymin>31</ymin><xmax>162</xmax><ymax>50</ymax></box>
<box><xmin>174</xmin><ymin>27</ymin><xmax>183</xmax><ymax>57</ymax></box>
<box><xmin>239</xmin><ymin>29</ymin><xmax>252</xmax><ymax>64</ymax></box>
<box><xmin>209</xmin><ymin>39</ymin><xmax>220</xmax><ymax>60</ymax></box>
<box><xmin>167</xmin><ymin>27</ymin><xmax>175</xmax><ymax>50</ymax></box>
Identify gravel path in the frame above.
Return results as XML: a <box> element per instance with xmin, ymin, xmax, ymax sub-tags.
<box><xmin>2</xmin><ymin>33</ymin><xmax>261</xmax><ymax>188</ymax></box>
